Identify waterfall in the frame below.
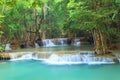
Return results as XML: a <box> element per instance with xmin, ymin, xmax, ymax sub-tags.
<box><xmin>60</xmin><ymin>38</ymin><xmax>67</xmax><ymax>46</ymax></box>
<box><xmin>74</xmin><ymin>42</ymin><xmax>80</xmax><ymax>46</ymax></box>
<box><xmin>9</xmin><ymin>52</ymin><xmax>117</xmax><ymax>65</ymax></box>
<box><xmin>113</xmin><ymin>53</ymin><xmax>120</xmax><ymax>62</ymax></box>
<box><xmin>42</xmin><ymin>38</ymin><xmax>80</xmax><ymax>47</ymax></box>
<box><xmin>35</xmin><ymin>42</ymin><xmax>40</xmax><ymax>48</ymax></box>
<box><xmin>10</xmin><ymin>52</ymin><xmax>39</xmax><ymax>61</ymax></box>
<box><xmin>74</xmin><ymin>38</ymin><xmax>81</xmax><ymax>46</ymax></box>
<box><xmin>5</xmin><ymin>43</ymin><xmax>11</xmax><ymax>51</ymax></box>
<box><xmin>60</xmin><ymin>40</ymin><xmax>64</xmax><ymax>46</ymax></box>
<box><xmin>42</xmin><ymin>39</ymin><xmax>56</xmax><ymax>47</ymax></box>
<box><xmin>44</xmin><ymin>53</ymin><xmax>114</xmax><ymax>65</ymax></box>
<box><xmin>46</xmin><ymin>39</ymin><xmax>55</xmax><ymax>47</ymax></box>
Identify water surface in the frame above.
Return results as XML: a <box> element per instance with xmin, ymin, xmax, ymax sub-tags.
<box><xmin>0</xmin><ymin>60</ymin><xmax>120</xmax><ymax>80</ymax></box>
<box><xmin>11</xmin><ymin>45</ymin><xmax>93</xmax><ymax>53</ymax></box>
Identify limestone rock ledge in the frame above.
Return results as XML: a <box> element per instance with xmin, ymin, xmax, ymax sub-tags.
<box><xmin>0</xmin><ymin>52</ymin><xmax>120</xmax><ymax>64</ymax></box>
<box><xmin>0</xmin><ymin>53</ymin><xmax>11</xmax><ymax>60</ymax></box>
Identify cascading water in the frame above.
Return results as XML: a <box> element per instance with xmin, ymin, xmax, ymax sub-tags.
<box><xmin>10</xmin><ymin>52</ymin><xmax>51</xmax><ymax>61</ymax></box>
<box><xmin>60</xmin><ymin>40</ymin><xmax>64</xmax><ymax>46</ymax></box>
<box><xmin>35</xmin><ymin>42</ymin><xmax>40</xmax><ymax>48</ymax></box>
<box><xmin>44</xmin><ymin>53</ymin><xmax>114</xmax><ymax>65</ymax></box>
<box><xmin>9</xmin><ymin>52</ymin><xmax>118</xmax><ymax>64</ymax></box>
<box><xmin>5</xmin><ymin>43</ymin><xmax>11</xmax><ymax>51</ymax></box>
<box><xmin>113</xmin><ymin>53</ymin><xmax>120</xmax><ymax>62</ymax></box>
<box><xmin>73</xmin><ymin>38</ymin><xmax>81</xmax><ymax>46</ymax></box>
<box><xmin>74</xmin><ymin>42</ymin><xmax>80</xmax><ymax>46</ymax></box>
<box><xmin>10</xmin><ymin>52</ymin><xmax>34</xmax><ymax>61</ymax></box>
<box><xmin>41</xmin><ymin>38</ymin><xmax>81</xmax><ymax>47</ymax></box>
<box><xmin>42</xmin><ymin>39</ymin><xmax>55</xmax><ymax>47</ymax></box>
<box><xmin>59</xmin><ymin>38</ymin><xmax>67</xmax><ymax>46</ymax></box>
<box><xmin>42</xmin><ymin>38</ymin><xmax>66</xmax><ymax>47</ymax></box>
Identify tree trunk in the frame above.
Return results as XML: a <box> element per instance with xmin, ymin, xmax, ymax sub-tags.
<box><xmin>41</xmin><ymin>3</ymin><xmax>48</xmax><ymax>39</ymax></box>
<box><xmin>42</xmin><ymin>30</ymin><xmax>46</xmax><ymax>39</ymax></box>
<box><xmin>93</xmin><ymin>28</ymin><xmax>109</xmax><ymax>55</ymax></box>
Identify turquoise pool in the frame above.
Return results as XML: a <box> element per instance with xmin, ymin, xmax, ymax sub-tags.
<box><xmin>0</xmin><ymin>60</ymin><xmax>120</xmax><ymax>80</ymax></box>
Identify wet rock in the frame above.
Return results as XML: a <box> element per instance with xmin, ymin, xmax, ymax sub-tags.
<box><xmin>35</xmin><ymin>38</ymin><xmax>43</xmax><ymax>46</ymax></box>
<box><xmin>67</xmin><ymin>38</ymin><xmax>73</xmax><ymax>45</ymax></box>
<box><xmin>0</xmin><ymin>53</ymin><xmax>11</xmax><ymax>60</ymax></box>
<box><xmin>20</xmin><ymin>44</ymin><xmax>26</xmax><ymax>48</ymax></box>
<box><xmin>113</xmin><ymin>57</ymin><xmax>119</xmax><ymax>63</ymax></box>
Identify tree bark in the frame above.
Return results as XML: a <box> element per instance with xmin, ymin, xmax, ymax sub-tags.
<box><xmin>42</xmin><ymin>30</ymin><xmax>46</xmax><ymax>39</ymax></box>
<box><xmin>41</xmin><ymin>3</ymin><xmax>48</xmax><ymax>39</ymax></box>
<box><xmin>93</xmin><ymin>28</ymin><xmax>109</xmax><ymax>55</ymax></box>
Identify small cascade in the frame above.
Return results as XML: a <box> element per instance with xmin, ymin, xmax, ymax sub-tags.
<box><xmin>42</xmin><ymin>38</ymin><xmax>82</xmax><ymax>47</ymax></box>
<box><xmin>34</xmin><ymin>42</ymin><xmax>40</xmax><ymax>48</ymax></box>
<box><xmin>74</xmin><ymin>38</ymin><xmax>81</xmax><ymax>46</ymax></box>
<box><xmin>10</xmin><ymin>53</ymin><xmax>32</xmax><ymax>61</ymax></box>
<box><xmin>47</xmin><ymin>39</ymin><xmax>55</xmax><ymax>47</ymax></box>
<box><xmin>42</xmin><ymin>39</ymin><xmax>55</xmax><ymax>47</ymax></box>
<box><xmin>10</xmin><ymin>52</ymin><xmax>38</xmax><ymax>61</ymax></box>
<box><xmin>74</xmin><ymin>42</ymin><xmax>80</xmax><ymax>46</ymax></box>
<box><xmin>42</xmin><ymin>38</ymin><xmax>67</xmax><ymax>47</ymax></box>
<box><xmin>44</xmin><ymin>53</ymin><xmax>115</xmax><ymax>65</ymax></box>
<box><xmin>9</xmin><ymin>52</ymin><xmax>118</xmax><ymax>65</ymax></box>
<box><xmin>19</xmin><ymin>53</ymin><xmax>33</xmax><ymax>60</ymax></box>
<box><xmin>60</xmin><ymin>40</ymin><xmax>64</xmax><ymax>46</ymax></box>
<box><xmin>9</xmin><ymin>52</ymin><xmax>50</xmax><ymax>61</ymax></box>
<box><xmin>5</xmin><ymin>43</ymin><xmax>11</xmax><ymax>52</ymax></box>
<box><xmin>113</xmin><ymin>53</ymin><xmax>120</xmax><ymax>62</ymax></box>
<box><xmin>59</xmin><ymin>38</ymin><xmax>67</xmax><ymax>46</ymax></box>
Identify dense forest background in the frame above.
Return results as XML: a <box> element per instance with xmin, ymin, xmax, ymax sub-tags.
<box><xmin>0</xmin><ymin>0</ymin><xmax>120</xmax><ymax>54</ymax></box>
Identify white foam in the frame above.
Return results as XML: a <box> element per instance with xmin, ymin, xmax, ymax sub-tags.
<box><xmin>9</xmin><ymin>52</ymin><xmax>117</xmax><ymax>65</ymax></box>
<box><xmin>35</xmin><ymin>42</ymin><xmax>40</xmax><ymax>48</ymax></box>
<box><xmin>5</xmin><ymin>43</ymin><xmax>11</xmax><ymax>51</ymax></box>
<box><xmin>42</xmin><ymin>39</ymin><xmax>56</xmax><ymax>47</ymax></box>
<box><xmin>43</xmin><ymin>61</ymin><xmax>115</xmax><ymax>65</ymax></box>
<box><xmin>43</xmin><ymin>54</ymin><xmax>115</xmax><ymax>65</ymax></box>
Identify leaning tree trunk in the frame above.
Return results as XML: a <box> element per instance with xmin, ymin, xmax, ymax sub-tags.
<box><xmin>93</xmin><ymin>28</ymin><xmax>109</xmax><ymax>55</ymax></box>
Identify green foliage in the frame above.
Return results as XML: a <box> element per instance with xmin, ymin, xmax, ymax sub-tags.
<box><xmin>0</xmin><ymin>14</ymin><xmax>4</xmax><ymax>22</ymax></box>
<box><xmin>0</xmin><ymin>45</ymin><xmax>4</xmax><ymax>52</ymax></box>
<box><xmin>116</xmin><ymin>0</ymin><xmax>120</xmax><ymax>3</ymax></box>
<box><xmin>3</xmin><ymin>4</ymin><xmax>24</xmax><ymax>39</ymax></box>
<box><xmin>38</xmin><ymin>0</ymin><xmax>68</xmax><ymax>38</ymax></box>
<box><xmin>0</xmin><ymin>0</ymin><xmax>120</xmax><ymax>45</ymax></box>
<box><xmin>66</xmin><ymin>0</ymin><xmax>120</xmax><ymax>39</ymax></box>
<box><xmin>0</xmin><ymin>13</ymin><xmax>4</xmax><ymax>43</ymax></box>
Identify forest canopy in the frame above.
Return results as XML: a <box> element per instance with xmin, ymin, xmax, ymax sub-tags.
<box><xmin>0</xmin><ymin>0</ymin><xmax>120</xmax><ymax>54</ymax></box>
